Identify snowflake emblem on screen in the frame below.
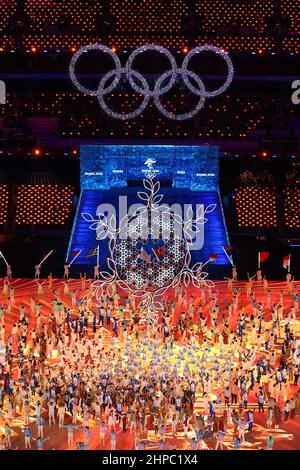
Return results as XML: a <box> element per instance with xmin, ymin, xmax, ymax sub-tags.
<box><xmin>82</xmin><ymin>160</ymin><xmax>216</xmax><ymax>326</ymax></box>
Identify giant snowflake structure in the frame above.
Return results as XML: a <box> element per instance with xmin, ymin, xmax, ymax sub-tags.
<box><xmin>82</xmin><ymin>161</ymin><xmax>216</xmax><ymax>327</ymax></box>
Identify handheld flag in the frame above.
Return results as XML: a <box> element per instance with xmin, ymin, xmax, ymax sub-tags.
<box><xmin>259</xmin><ymin>251</ymin><xmax>269</xmax><ymax>264</ymax></box>
<box><xmin>69</xmin><ymin>249</ymin><xmax>82</xmax><ymax>266</ymax></box>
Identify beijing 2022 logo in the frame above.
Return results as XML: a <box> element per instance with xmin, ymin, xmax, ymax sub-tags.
<box><xmin>69</xmin><ymin>44</ymin><xmax>234</xmax><ymax>121</ymax></box>
<box><xmin>0</xmin><ymin>80</ymin><xmax>6</xmax><ymax>105</ymax></box>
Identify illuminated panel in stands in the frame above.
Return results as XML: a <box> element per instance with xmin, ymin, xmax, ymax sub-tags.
<box><xmin>36</xmin><ymin>92</ymin><xmax>266</xmax><ymax>139</ymax></box>
<box><xmin>15</xmin><ymin>184</ymin><xmax>74</xmax><ymax>225</ymax></box>
<box><xmin>0</xmin><ymin>185</ymin><xmax>9</xmax><ymax>224</ymax></box>
<box><xmin>284</xmin><ymin>188</ymin><xmax>300</xmax><ymax>229</ymax></box>
<box><xmin>234</xmin><ymin>186</ymin><xmax>277</xmax><ymax>228</ymax></box>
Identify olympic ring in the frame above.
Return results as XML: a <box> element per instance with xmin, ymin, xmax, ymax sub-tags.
<box><xmin>69</xmin><ymin>44</ymin><xmax>234</xmax><ymax>121</ymax></box>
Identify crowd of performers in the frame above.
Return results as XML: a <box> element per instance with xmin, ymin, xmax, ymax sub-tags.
<box><xmin>0</xmin><ymin>265</ymin><xmax>300</xmax><ymax>450</ymax></box>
